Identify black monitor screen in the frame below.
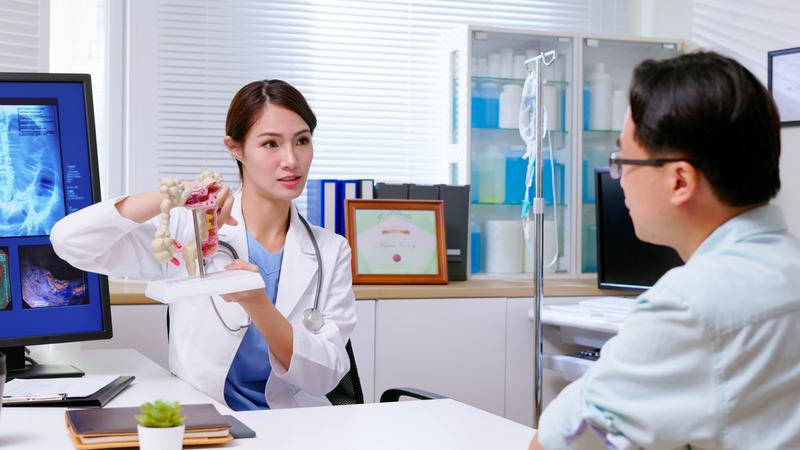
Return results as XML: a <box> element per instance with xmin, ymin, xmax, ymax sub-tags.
<box><xmin>0</xmin><ymin>74</ymin><xmax>111</xmax><ymax>362</ymax></box>
<box><xmin>595</xmin><ymin>168</ymin><xmax>684</xmax><ymax>291</ymax></box>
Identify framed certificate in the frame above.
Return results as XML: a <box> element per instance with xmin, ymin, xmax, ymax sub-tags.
<box><xmin>345</xmin><ymin>199</ymin><xmax>448</xmax><ymax>284</ymax></box>
<box><xmin>768</xmin><ymin>47</ymin><xmax>800</xmax><ymax>126</ymax></box>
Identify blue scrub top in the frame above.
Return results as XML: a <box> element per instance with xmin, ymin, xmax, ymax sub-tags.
<box><xmin>223</xmin><ymin>233</ymin><xmax>283</xmax><ymax>411</ymax></box>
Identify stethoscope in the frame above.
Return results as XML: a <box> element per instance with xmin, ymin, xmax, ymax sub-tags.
<box><xmin>209</xmin><ymin>213</ymin><xmax>325</xmax><ymax>334</ymax></box>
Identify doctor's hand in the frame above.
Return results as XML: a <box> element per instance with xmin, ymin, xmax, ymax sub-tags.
<box><xmin>220</xmin><ymin>260</ymin><xmax>268</xmax><ymax>308</ymax></box>
<box><xmin>528</xmin><ymin>431</ymin><xmax>544</xmax><ymax>450</ymax></box>
<box><xmin>214</xmin><ymin>185</ymin><xmax>237</xmax><ymax>228</ymax></box>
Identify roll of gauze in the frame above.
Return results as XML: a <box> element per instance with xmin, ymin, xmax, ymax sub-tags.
<box><xmin>524</xmin><ymin>220</ymin><xmax>557</xmax><ymax>273</ymax></box>
<box><xmin>485</xmin><ymin>220</ymin><xmax>524</xmax><ymax>274</ymax></box>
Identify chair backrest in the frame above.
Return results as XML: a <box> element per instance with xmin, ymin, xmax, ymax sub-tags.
<box><xmin>326</xmin><ymin>340</ymin><xmax>364</xmax><ymax>405</ymax></box>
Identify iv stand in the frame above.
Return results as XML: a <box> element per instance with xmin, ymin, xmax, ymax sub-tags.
<box><xmin>524</xmin><ymin>50</ymin><xmax>556</xmax><ymax>429</ymax></box>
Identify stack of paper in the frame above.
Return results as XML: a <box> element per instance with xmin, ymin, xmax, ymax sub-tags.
<box><xmin>3</xmin><ymin>375</ymin><xmax>134</xmax><ymax>407</ymax></box>
<box><xmin>3</xmin><ymin>375</ymin><xmax>117</xmax><ymax>403</ymax></box>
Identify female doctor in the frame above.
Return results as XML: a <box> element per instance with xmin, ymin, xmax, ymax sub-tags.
<box><xmin>50</xmin><ymin>80</ymin><xmax>357</xmax><ymax>410</ymax></box>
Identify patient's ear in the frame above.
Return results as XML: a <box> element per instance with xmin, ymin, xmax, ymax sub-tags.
<box><xmin>669</xmin><ymin>162</ymin><xmax>697</xmax><ymax>206</ymax></box>
<box><xmin>224</xmin><ymin>136</ymin><xmax>243</xmax><ymax>161</ymax></box>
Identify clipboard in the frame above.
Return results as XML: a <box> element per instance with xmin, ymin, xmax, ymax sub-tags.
<box><xmin>3</xmin><ymin>375</ymin><xmax>135</xmax><ymax>407</ymax></box>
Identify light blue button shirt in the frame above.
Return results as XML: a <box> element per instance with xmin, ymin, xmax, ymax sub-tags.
<box><xmin>539</xmin><ymin>205</ymin><xmax>800</xmax><ymax>450</ymax></box>
<box><xmin>223</xmin><ymin>233</ymin><xmax>283</xmax><ymax>411</ymax></box>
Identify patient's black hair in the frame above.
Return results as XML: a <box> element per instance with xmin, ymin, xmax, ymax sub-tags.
<box><xmin>630</xmin><ymin>51</ymin><xmax>781</xmax><ymax>206</ymax></box>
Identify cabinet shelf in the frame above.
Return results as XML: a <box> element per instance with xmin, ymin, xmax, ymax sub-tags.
<box><xmin>473</xmin><ymin>76</ymin><xmax>568</xmax><ymax>87</ymax></box>
<box><xmin>583</xmin><ymin>129</ymin><xmax>621</xmax><ymax>134</ymax></box>
<box><xmin>472</xmin><ymin>127</ymin><xmax>568</xmax><ymax>135</ymax></box>
<box><xmin>472</xmin><ymin>201</ymin><xmax>564</xmax><ymax>206</ymax></box>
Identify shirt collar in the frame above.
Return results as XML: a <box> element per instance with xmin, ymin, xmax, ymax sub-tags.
<box><xmin>692</xmin><ymin>204</ymin><xmax>787</xmax><ymax>259</ymax></box>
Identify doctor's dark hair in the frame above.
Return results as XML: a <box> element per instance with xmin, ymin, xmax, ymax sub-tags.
<box><xmin>225</xmin><ymin>79</ymin><xmax>317</xmax><ymax>179</ymax></box>
<box><xmin>629</xmin><ymin>51</ymin><xmax>781</xmax><ymax>207</ymax></box>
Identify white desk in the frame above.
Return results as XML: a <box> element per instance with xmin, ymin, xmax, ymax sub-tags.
<box><xmin>0</xmin><ymin>348</ymin><xmax>534</xmax><ymax>449</ymax></box>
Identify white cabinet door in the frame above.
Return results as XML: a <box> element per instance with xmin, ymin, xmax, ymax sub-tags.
<box><xmin>505</xmin><ymin>297</ymin><xmax>535</xmax><ymax>425</ymax></box>
<box><xmin>374</xmin><ymin>298</ymin><xmax>506</xmax><ymax>416</ymax></box>
<box><xmin>351</xmin><ymin>300</ymin><xmax>376</xmax><ymax>403</ymax></box>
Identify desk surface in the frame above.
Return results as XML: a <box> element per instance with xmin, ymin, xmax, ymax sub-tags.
<box><xmin>110</xmin><ymin>276</ymin><xmax>631</xmax><ymax>304</ymax></box>
<box><xmin>0</xmin><ymin>348</ymin><xmax>533</xmax><ymax>449</ymax></box>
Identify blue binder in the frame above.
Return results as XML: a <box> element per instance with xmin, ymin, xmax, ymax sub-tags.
<box><xmin>306</xmin><ymin>179</ymin><xmax>338</xmax><ymax>232</ymax></box>
<box><xmin>336</xmin><ymin>180</ymin><xmax>359</xmax><ymax>236</ymax></box>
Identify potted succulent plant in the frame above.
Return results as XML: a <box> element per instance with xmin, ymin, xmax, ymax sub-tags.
<box><xmin>135</xmin><ymin>400</ymin><xmax>185</xmax><ymax>450</ymax></box>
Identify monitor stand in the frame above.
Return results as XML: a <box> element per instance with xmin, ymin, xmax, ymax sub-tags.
<box><xmin>1</xmin><ymin>346</ymin><xmax>84</xmax><ymax>380</ymax></box>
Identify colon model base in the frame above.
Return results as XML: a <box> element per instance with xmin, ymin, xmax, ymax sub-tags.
<box><xmin>144</xmin><ymin>269</ymin><xmax>265</xmax><ymax>304</ymax></box>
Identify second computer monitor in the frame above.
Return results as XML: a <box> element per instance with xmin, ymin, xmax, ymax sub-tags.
<box><xmin>595</xmin><ymin>167</ymin><xmax>684</xmax><ymax>291</ymax></box>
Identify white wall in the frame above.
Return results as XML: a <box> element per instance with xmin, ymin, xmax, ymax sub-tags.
<box><xmin>634</xmin><ymin>0</ymin><xmax>693</xmax><ymax>45</ymax></box>
<box><xmin>638</xmin><ymin>0</ymin><xmax>800</xmax><ymax>235</ymax></box>
<box><xmin>777</xmin><ymin>130</ymin><xmax>800</xmax><ymax>234</ymax></box>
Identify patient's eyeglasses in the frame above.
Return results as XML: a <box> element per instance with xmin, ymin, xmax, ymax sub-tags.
<box><xmin>608</xmin><ymin>151</ymin><xmax>693</xmax><ymax>179</ymax></box>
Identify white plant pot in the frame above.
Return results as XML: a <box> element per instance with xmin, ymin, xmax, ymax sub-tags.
<box><xmin>137</xmin><ymin>424</ymin><xmax>185</xmax><ymax>450</ymax></box>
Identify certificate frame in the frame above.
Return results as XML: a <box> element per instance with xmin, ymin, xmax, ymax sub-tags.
<box><xmin>345</xmin><ymin>199</ymin><xmax>448</xmax><ymax>284</ymax></box>
<box><xmin>768</xmin><ymin>46</ymin><xmax>800</xmax><ymax>127</ymax></box>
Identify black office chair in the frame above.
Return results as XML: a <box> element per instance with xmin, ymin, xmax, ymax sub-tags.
<box><xmin>326</xmin><ymin>340</ymin><xmax>363</xmax><ymax>405</ymax></box>
<box><xmin>379</xmin><ymin>387</ymin><xmax>445</xmax><ymax>403</ymax></box>
<box><xmin>326</xmin><ymin>342</ymin><xmax>446</xmax><ymax>405</ymax></box>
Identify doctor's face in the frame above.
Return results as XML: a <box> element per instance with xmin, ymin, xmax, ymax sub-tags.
<box><xmin>234</xmin><ymin>104</ymin><xmax>313</xmax><ymax>202</ymax></box>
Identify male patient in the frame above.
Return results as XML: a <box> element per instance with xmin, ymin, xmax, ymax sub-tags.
<box><xmin>531</xmin><ymin>51</ymin><xmax>800</xmax><ymax>449</ymax></box>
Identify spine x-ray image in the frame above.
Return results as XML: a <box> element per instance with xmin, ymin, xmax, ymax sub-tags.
<box><xmin>0</xmin><ymin>100</ymin><xmax>67</xmax><ymax>238</ymax></box>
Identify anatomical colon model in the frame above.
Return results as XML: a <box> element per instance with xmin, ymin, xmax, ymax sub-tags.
<box><xmin>151</xmin><ymin>172</ymin><xmax>223</xmax><ymax>277</ymax></box>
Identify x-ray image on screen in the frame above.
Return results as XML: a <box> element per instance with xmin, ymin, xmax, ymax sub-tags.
<box><xmin>0</xmin><ymin>247</ymin><xmax>9</xmax><ymax>311</ymax></box>
<box><xmin>20</xmin><ymin>245</ymin><xmax>88</xmax><ymax>309</ymax></box>
<box><xmin>0</xmin><ymin>100</ymin><xmax>66</xmax><ymax>237</ymax></box>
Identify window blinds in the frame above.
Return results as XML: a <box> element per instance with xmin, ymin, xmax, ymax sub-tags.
<box><xmin>49</xmin><ymin>0</ymin><xmax>108</xmax><ymax>197</ymax></box>
<box><xmin>0</xmin><ymin>0</ymin><xmax>47</xmax><ymax>72</ymax></box>
<box><xmin>127</xmin><ymin>0</ymin><xmax>631</xmax><ymax>209</ymax></box>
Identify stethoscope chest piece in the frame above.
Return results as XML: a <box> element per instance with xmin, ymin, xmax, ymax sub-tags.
<box><xmin>213</xmin><ymin>213</ymin><xmax>326</xmax><ymax>333</ymax></box>
<box><xmin>302</xmin><ymin>307</ymin><xmax>325</xmax><ymax>332</ymax></box>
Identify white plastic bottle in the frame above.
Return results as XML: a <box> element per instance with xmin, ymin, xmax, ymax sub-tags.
<box><xmin>477</xmin><ymin>57</ymin><xmax>489</xmax><ymax>77</ymax></box>
<box><xmin>488</xmin><ymin>53</ymin><xmax>501</xmax><ymax>78</ymax></box>
<box><xmin>611</xmin><ymin>89</ymin><xmax>627</xmax><ymax>130</ymax></box>
<box><xmin>477</xmin><ymin>145</ymin><xmax>505</xmax><ymax>203</ymax></box>
<box><xmin>588</xmin><ymin>63</ymin><xmax>612</xmax><ymax>130</ymax></box>
<box><xmin>500</xmin><ymin>48</ymin><xmax>514</xmax><ymax>78</ymax></box>
<box><xmin>542</xmin><ymin>83</ymin><xmax>561</xmax><ymax>131</ymax></box>
<box><xmin>498</xmin><ymin>84</ymin><xmax>522</xmax><ymax>129</ymax></box>
<box><xmin>513</xmin><ymin>54</ymin><xmax>526</xmax><ymax>79</ymax></box>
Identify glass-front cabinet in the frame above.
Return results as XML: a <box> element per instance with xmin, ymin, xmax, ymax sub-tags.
<box><xmin>579</xmin><ymin>37</ymin><xmax>680</xmax><ymax>273</ymax></box>
<box><xmin>444</xmin><ymin>26</ymin><xmax>681</xmax><ymax>278</ymax></box>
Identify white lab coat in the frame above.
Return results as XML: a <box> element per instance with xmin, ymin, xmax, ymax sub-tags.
<box><xmin>50</xmin><ymin>191</ymin><xmax>357</xmax><ymax>409</ymax></box>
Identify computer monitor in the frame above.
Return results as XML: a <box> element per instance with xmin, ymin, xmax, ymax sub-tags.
<box><xmin>595</xmin><ymin>167</ymin><xmax>684</xmax><ymax>291</ymax></box>
<box><xmin>0</xmin><ymin>73</ymin><xmax>111</xmax><ymax>378</ymax></box>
